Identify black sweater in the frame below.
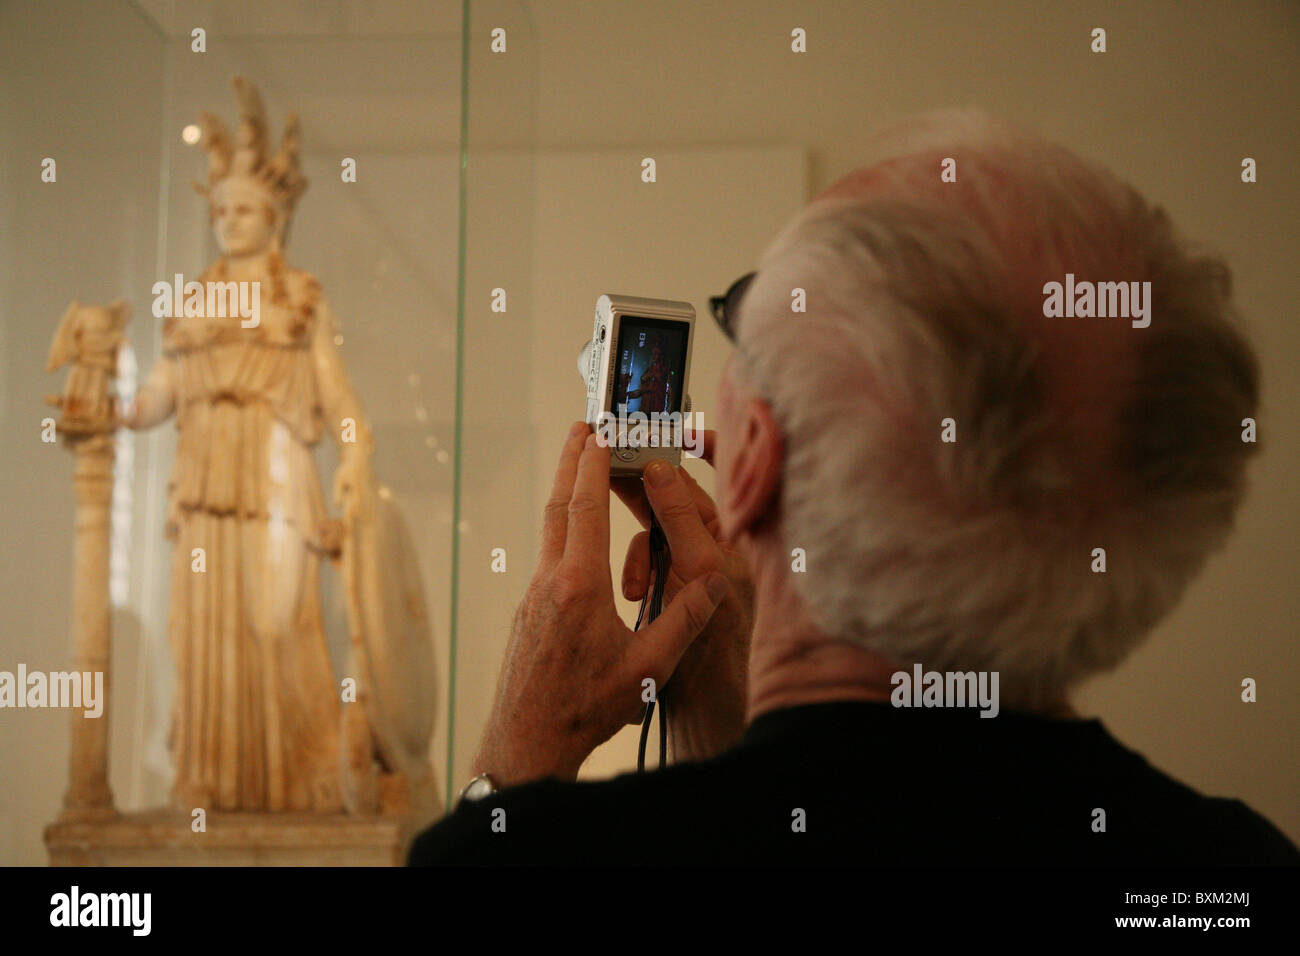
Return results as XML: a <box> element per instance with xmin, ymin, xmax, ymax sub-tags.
<box><xmin>409</xmin><ymin>700</ymin><xmax>1298</xmax><ymax>866</ymax></box>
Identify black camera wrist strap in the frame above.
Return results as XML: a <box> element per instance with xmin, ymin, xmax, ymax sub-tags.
<box><xmin>634</xmin><ymin>509</ymin><xmax>670</xmax><ymax>772</ymax></box>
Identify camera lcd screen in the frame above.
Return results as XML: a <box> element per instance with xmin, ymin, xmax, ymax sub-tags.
<box><xmin>611</xmin><ymin>316</ymin><xmax>688</xmax><ymax>416</ymax></box>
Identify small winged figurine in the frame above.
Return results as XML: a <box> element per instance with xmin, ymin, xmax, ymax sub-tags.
<box><xmin>45</xmin><ymin>299</ymin><xmax>130</xmax><ymax>437</ymax></box>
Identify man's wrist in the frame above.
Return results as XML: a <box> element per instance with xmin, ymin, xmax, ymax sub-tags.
<box><xmin>470</xmin><ymin>738</ymin><xmax>585</xmax><ymax>790</ymax></box>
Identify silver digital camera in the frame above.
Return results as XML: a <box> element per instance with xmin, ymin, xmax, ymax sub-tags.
<box><xmin>577</xmin><ymin>294</ymin><xmax>695</xmax><ymax>477</ymax></box>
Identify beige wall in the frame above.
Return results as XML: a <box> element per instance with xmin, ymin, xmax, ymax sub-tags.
<box><xmin>468</xmin><ymin>0</ymin><xmax>1298</xmax><ymax>840</ymax></box>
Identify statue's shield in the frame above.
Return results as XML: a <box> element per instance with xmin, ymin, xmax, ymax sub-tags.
<box><xmin>339</xmin><ymin>482</ymin><xmax>437</xmax><ymax>792</ymax></box>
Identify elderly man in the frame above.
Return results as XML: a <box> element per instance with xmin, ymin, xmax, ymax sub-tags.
<box><xmin>410</xmin><ymin>111</ymin><xmax>1297</xmax><ymax>865</ymax></box>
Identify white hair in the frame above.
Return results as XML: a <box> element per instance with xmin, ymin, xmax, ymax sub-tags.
<box><xmin>736</xmin><ymin>109</ymin><xmax>1260</xmax><ymax>710</ymax></box>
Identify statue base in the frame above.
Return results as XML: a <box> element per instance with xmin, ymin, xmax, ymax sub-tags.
<box><xmin>44</xmin><ymin>808</ymin><xmax>426</xmax><ymax>866</ymax></box>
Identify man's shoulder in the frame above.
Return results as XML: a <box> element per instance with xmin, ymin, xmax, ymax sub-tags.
<box><xmin>1106</xmin><ymin>761</ymin><xmax>1300</xmax><ymax>865</ymax></box>
<box><xmin>1187</xmin><ymin>797</ymin><xmax>1300</xmax><ymax>864</ymax></box>
<box><xmin>1025</xmin><ymin>723</ymin><xmax>1300</xmax><ymax>865</ymax></box>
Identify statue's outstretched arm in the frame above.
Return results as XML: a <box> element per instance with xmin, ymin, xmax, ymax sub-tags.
<box><xmin>124</xmin><ymin>354</ymin><xmax>177</xmax><ymax>430</ymax></box>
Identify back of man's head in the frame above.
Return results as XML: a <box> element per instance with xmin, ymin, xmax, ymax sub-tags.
<box><xmin>735</xmin><ymin>108</ymin><xmax>1260</xmax><ymax>710</ymax></box>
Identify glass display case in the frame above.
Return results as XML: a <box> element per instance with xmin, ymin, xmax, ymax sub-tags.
<box><xmin>0</xmin><ymin>0</ymin><xmax>536</xmax><ymax>860</ymax></box>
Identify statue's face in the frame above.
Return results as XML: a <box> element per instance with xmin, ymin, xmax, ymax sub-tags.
<box><xmin>210</xmin><ymin>177</ymin><xmax>279</xmax><ymax>256</ymax></box>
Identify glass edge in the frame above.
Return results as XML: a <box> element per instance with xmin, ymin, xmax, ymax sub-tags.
<box><xmin>445</xmin><ymin>0</ymin><xmax>472</xmax><ymax>814</ymax></box>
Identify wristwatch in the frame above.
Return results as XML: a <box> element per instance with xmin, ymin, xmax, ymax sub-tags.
<box><xmin>458</xmin><ymin>772</ymin><xmax>497</xmax><ymax>805</ymax></box>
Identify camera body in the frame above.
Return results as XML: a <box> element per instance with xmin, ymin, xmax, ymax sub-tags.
<box><xmin>579</xmin><ymin>294</ymin><xmax>695</xmax><ymax>477</ymax></box>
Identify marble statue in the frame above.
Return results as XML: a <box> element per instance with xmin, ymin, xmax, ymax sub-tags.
<box><xmin>106</xmin><ymin>77</ymin><xmax>434</xmax><ymax>817</ymax></box>
<box><xmin>43</xmin><ymin>79</ymin><xmax>438</xmax><ymax>867</ymax></box>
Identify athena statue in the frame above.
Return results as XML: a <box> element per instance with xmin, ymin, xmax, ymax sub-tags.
<box><xmin>123</xmin><ymin>78</ymin><xmax>381</xmax><ymax>813</ymax></box>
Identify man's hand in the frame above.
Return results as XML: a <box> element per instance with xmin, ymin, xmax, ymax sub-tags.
<box><xmin>471</xmin><ymin>422</ymin><xmax>730</xmax><ymax>788</ymax></box>
<box><xmin>611</xmin><ymin>427</ymin><xmax>755</xmax><ymax>762</ymax></box>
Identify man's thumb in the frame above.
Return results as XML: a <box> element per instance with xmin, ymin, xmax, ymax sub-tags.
<box><xmin>638</xmin><ymin>573</ymin><xmax>729</xmax><ymax>673</ymax></box>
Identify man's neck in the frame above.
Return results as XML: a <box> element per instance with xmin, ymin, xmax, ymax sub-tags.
<box><xmin>743</xmin><ymin>567</ymin><xmax>897</xmax><ymax>725</ymax></box>
<box><xmin>743</xmin><ymin>568</ymin><xmax>1079</xmax><ymax>724</ymax></box>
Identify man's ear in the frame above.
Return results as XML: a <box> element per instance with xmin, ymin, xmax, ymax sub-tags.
<box><xmin>719</xmin><ymin>396</ymin><xmax>783</xmax><ymax>543</ymax></box>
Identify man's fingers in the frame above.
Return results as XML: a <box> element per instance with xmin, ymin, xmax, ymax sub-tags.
<box><xmin>562</xmin><ymin>432</ymin><xmax>611</xmax><ymax>570</ymax></box>
<box><xmin>539</xmin><ymin>421</ymin><xmax>592</xmax><ymax>564</ymax></box>
<box><xmin>676</xmin><ymin>464</ymin><xmax>719</xmax><ymax>527</ymax></box>
<box><xmin>629</xmin><ymin>573</ymin><xmax>728</xmax><ymax>690</ymax></box>
<box><xmin>683</xmin><ymin>427</ymin><xmax>716</xmax><ymax>466</ymax></box>
<box><xmin>614</xmin><ymin>462</ymin><xmax>718</xmax><ymax>531</ymax></box>
<box><xmin>642</xmin><ymin>460</ymin><xmax>716</xmax><ymax>566</ymax></box>
<box><xmin>622</xmin><ymin>530</ymin><xmax>650</xmax><ymax>601</ymax></box>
